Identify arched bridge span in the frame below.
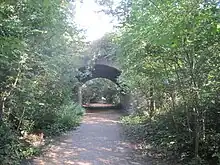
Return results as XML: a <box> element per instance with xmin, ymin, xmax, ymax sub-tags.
<box><xmin>77</xmin><ymin>64</ymin><xmax>121</xmax><ymax>84</ymax></box>
<box><xmin>76</xmin><ymin>64</ymin><xmax>131</xmax><ymax>112</ymax></box>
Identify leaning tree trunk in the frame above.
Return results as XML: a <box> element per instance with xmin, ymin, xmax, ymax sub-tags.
<box><xmin>149</xmin><ymin>87</ymin><xmax>154</xmax><ymax>118</ymax></box>
<box><xmin>0</xmin><ymin>100</ymin><xmax>3</xmax><ymax>121</ymax></box>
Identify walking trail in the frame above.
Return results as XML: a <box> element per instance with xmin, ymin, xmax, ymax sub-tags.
<box><xmin>25</xmin><ymin>110</ymin><xmax>161</xmax><ymax>165</ymax></box>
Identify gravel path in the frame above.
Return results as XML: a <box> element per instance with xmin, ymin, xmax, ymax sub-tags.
<box><xmin>24</xmin><ymin>110</ymin><xmax>153</xmax><ymax>165</ymax></box>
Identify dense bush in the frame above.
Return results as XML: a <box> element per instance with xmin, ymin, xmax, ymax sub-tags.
<box><xmin>0</xmin><ymin>121</ymin><xmax>40</xmax><ymax>165</ymax></box>
<box><xmin>101</xmin><ymin>0</ymin><xmax>220</xmax><ymax>164</ymax></box>
<box><xmin>42</xmin><ymin>102</ymin><xmax>84</xmax><ymax>136</ymax></box>
<box><xmin>122</xmin><ymin>101</ymin><xmax>220</xmax><ymax>164</ymax></box>
<box><xmin>81</xmin><ymin>78</ymin><xmax>120</xmax><ymax>105</ymax></box>
<box><xmin>0</xmin><ymin>0</ymin><xmax>85</xmax><ymax>164</ymax></box>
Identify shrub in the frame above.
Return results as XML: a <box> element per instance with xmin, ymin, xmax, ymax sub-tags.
<box><xmin>121</xmin><ymin>104</ymin><xmax>220</xmax><ymax>165</ymax></box>
<box><xmin>0</xmin><ymin>121</ymin><xmax>39</xmax><ymax>165</ymax></box>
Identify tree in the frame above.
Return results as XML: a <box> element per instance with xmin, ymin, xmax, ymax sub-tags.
<box><xmin>111</xmin><ymin>0</ymin><xmax>220</xmax><ymax>164</ymax></box>
<box><xmin>0</xmin><ymin>0</ymin><xmax>85</xmax><ymax>163</ymax></box>
<box><xmin>81</xmin><ymin>78</ymin><xmax>120</xmax><ymax>105</ymax></box>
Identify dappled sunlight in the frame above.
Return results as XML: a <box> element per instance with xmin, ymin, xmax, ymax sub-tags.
<box><xmin>83</xmin><ymin>110</ymin><xmax>121</xmax><ymax>125</ymax></box>
<box><xmin>25</xmin><ymin>111</ymin><xmax>146</xmax><ymax>165</ymax></box>
<box><xmin>97</xmin><ymin>158</ymin><xmax>111</xmax><ymax>164</ymax></box>
<box><xmin>83</xmin><ymin>115</ymin><xmax>120</xmax><ymax>125</ymax></box>
<box><xmin>73</xmin><ymin>147</ymin><xmax>88</xmax><ymax>152</ymax></box>
<box><xmin>98</xmin><ymin>147</ymin><xmax>112</xmax><ymax>152</ymax></box>
<box><xmin>76</xmin><ymin>162</ymin><xmax>93</xmax><ymax>165</ymax></box>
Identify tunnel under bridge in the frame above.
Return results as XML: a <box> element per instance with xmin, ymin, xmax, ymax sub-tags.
<box><xmin>76</xmin><ymin>64</ymin><xmax>132</xmax><ymax>113</ymax></box>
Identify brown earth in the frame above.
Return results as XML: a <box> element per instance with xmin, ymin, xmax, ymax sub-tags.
<box><xmin>23</xmin><ymin>110</ymin><xmax>166</xmax><ymax>165</ymax></box>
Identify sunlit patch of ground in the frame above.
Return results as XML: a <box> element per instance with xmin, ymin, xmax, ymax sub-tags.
<box><xmin>23</xmin><ymin>110</ymin><xmax>166</xmax><ymax>165</ymax></box>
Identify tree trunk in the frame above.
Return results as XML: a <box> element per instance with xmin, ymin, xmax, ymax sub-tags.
<box><xmin>194</xmin><ymin>107</ymin><xmax>200</xmax><ymax>161</ymax></box>
<box><xmin>149</xmin><ymin>87</ymin><xmax>154</xmax><ymax>118</ymax></box>
<box><xmin>0</xmin><ymin>101</ymin><xmax>3</xmax><ymax>121</ymax></box>
<box><xmin>0</xmin><ymin>96</ymin><xmax>6</xmax><ymax>121</ymax></box>
<box><xmin>78</xmin><ymin>86</ymin><xmax>82</xmax><ymax>106</ymax></box>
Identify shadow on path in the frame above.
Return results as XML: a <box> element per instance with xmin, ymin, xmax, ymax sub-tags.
<box><xmin>23</xmin><ymin>110</ymin><xmax>162</xmax><ymax>165</ymax></box>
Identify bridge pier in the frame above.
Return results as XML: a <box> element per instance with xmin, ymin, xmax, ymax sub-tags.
<box><xmin>76</xmin><ymin>63</ymin><xmax>134</xmax><ymax>113</ymax></box>
<box><xmin>120</xmin><ymin>93</ymin><xmax>133</xmax><ymax>114</ymax></box>
<box><xmin>78</xmin><ymin>86</ymin><xmax>82</xmax><ymax>106</ymax></box>
<box><xmin>75</xmin><ymin>83</ymin><xmax>133</xmax><ymax>114</ymax></box>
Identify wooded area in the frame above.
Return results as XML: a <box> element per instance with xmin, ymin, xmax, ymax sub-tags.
<box><xmin>0</xmin><ymin>1</ymin><xmax>84</xmax><ymax>164</ymax></box>
<box><xmin>110</xmin><ymin>0</ymin><xmax>220</xmax><ymax>164</ymax></box>
<box><xmin>0</xmin><ymin>0</ymin><xmax>220</xmax><ymax>164</ymax></box>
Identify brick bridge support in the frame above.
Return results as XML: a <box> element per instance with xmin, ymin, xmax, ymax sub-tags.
<box><xmin>76</xmin><ymin>57</ymin><xmax>134</xmax><ymax>114</ymax></box>
<box><xmin>119</xmin><ymin>92</ymin><xmax>133</xmax><ymax>113</ymax></box>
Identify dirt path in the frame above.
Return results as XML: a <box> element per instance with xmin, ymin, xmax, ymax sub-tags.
<box><xmin>24</xmin><ymin>110</ymin><xmax>154</xmax><ymax>165</ymax></box>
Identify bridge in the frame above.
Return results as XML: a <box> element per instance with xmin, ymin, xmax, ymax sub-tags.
<box><xmin>76</xmin><ymin>54</ymin><xmax>133</xmax><ymax>113</ymax></box>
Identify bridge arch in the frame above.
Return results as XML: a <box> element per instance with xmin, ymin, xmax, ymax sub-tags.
<box><xmin>76</xmin><ymin>64</ymin><xmax>132</xmax><ymax>112</ymax></box>
<box><xmin>77</xmin><ymin>64</ymin><xmax>121</xmax><ymax>84</ymax></box>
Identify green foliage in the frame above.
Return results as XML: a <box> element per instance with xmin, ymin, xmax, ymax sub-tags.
<box><xmin>112</xmin><ymin>0</ymin><xmax>220</xmax><ymax>164</ymax></box>
<box><xmin>0</xmin><ymin>121</ymin><xmax>40</xmax><ymax>165</ymax></box>
<box><xmin>121</xmin><ymin>115</ymin><xmax>146</xmax><ymax>125</ymax></box>
<box><xmin>122</xmin><ymin>104</ymin><xmax>220</xmax><ymax>164</ymax></box>
<box><xmin>82</xmin><ymin>78</ymin><xmax>120</xmax><ymax>105</ymax></box>
<box><xmin>43</xmin><ymin>102</ymin><xmax>84</xmax><ymax>136</ymax></box>
<box><xmin>0</xmin><ymin>0</ymin><xmax>85</xmax><ymax>164</ymax></box>
<box><xmin>0</xmin><ymin>121</ymin><xmax>22</xmax><ymax>165</ymax></box>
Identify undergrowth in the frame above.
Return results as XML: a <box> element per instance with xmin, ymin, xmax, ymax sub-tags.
<box><xmin>121</xmin><ymin>106</ymin><xmax>220</xmax><ymax>165</ymax></box>
<box><xmin>0</xmin><ymin>102</ymin><xmax>84</xmax><ymax>165</ymax></box>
